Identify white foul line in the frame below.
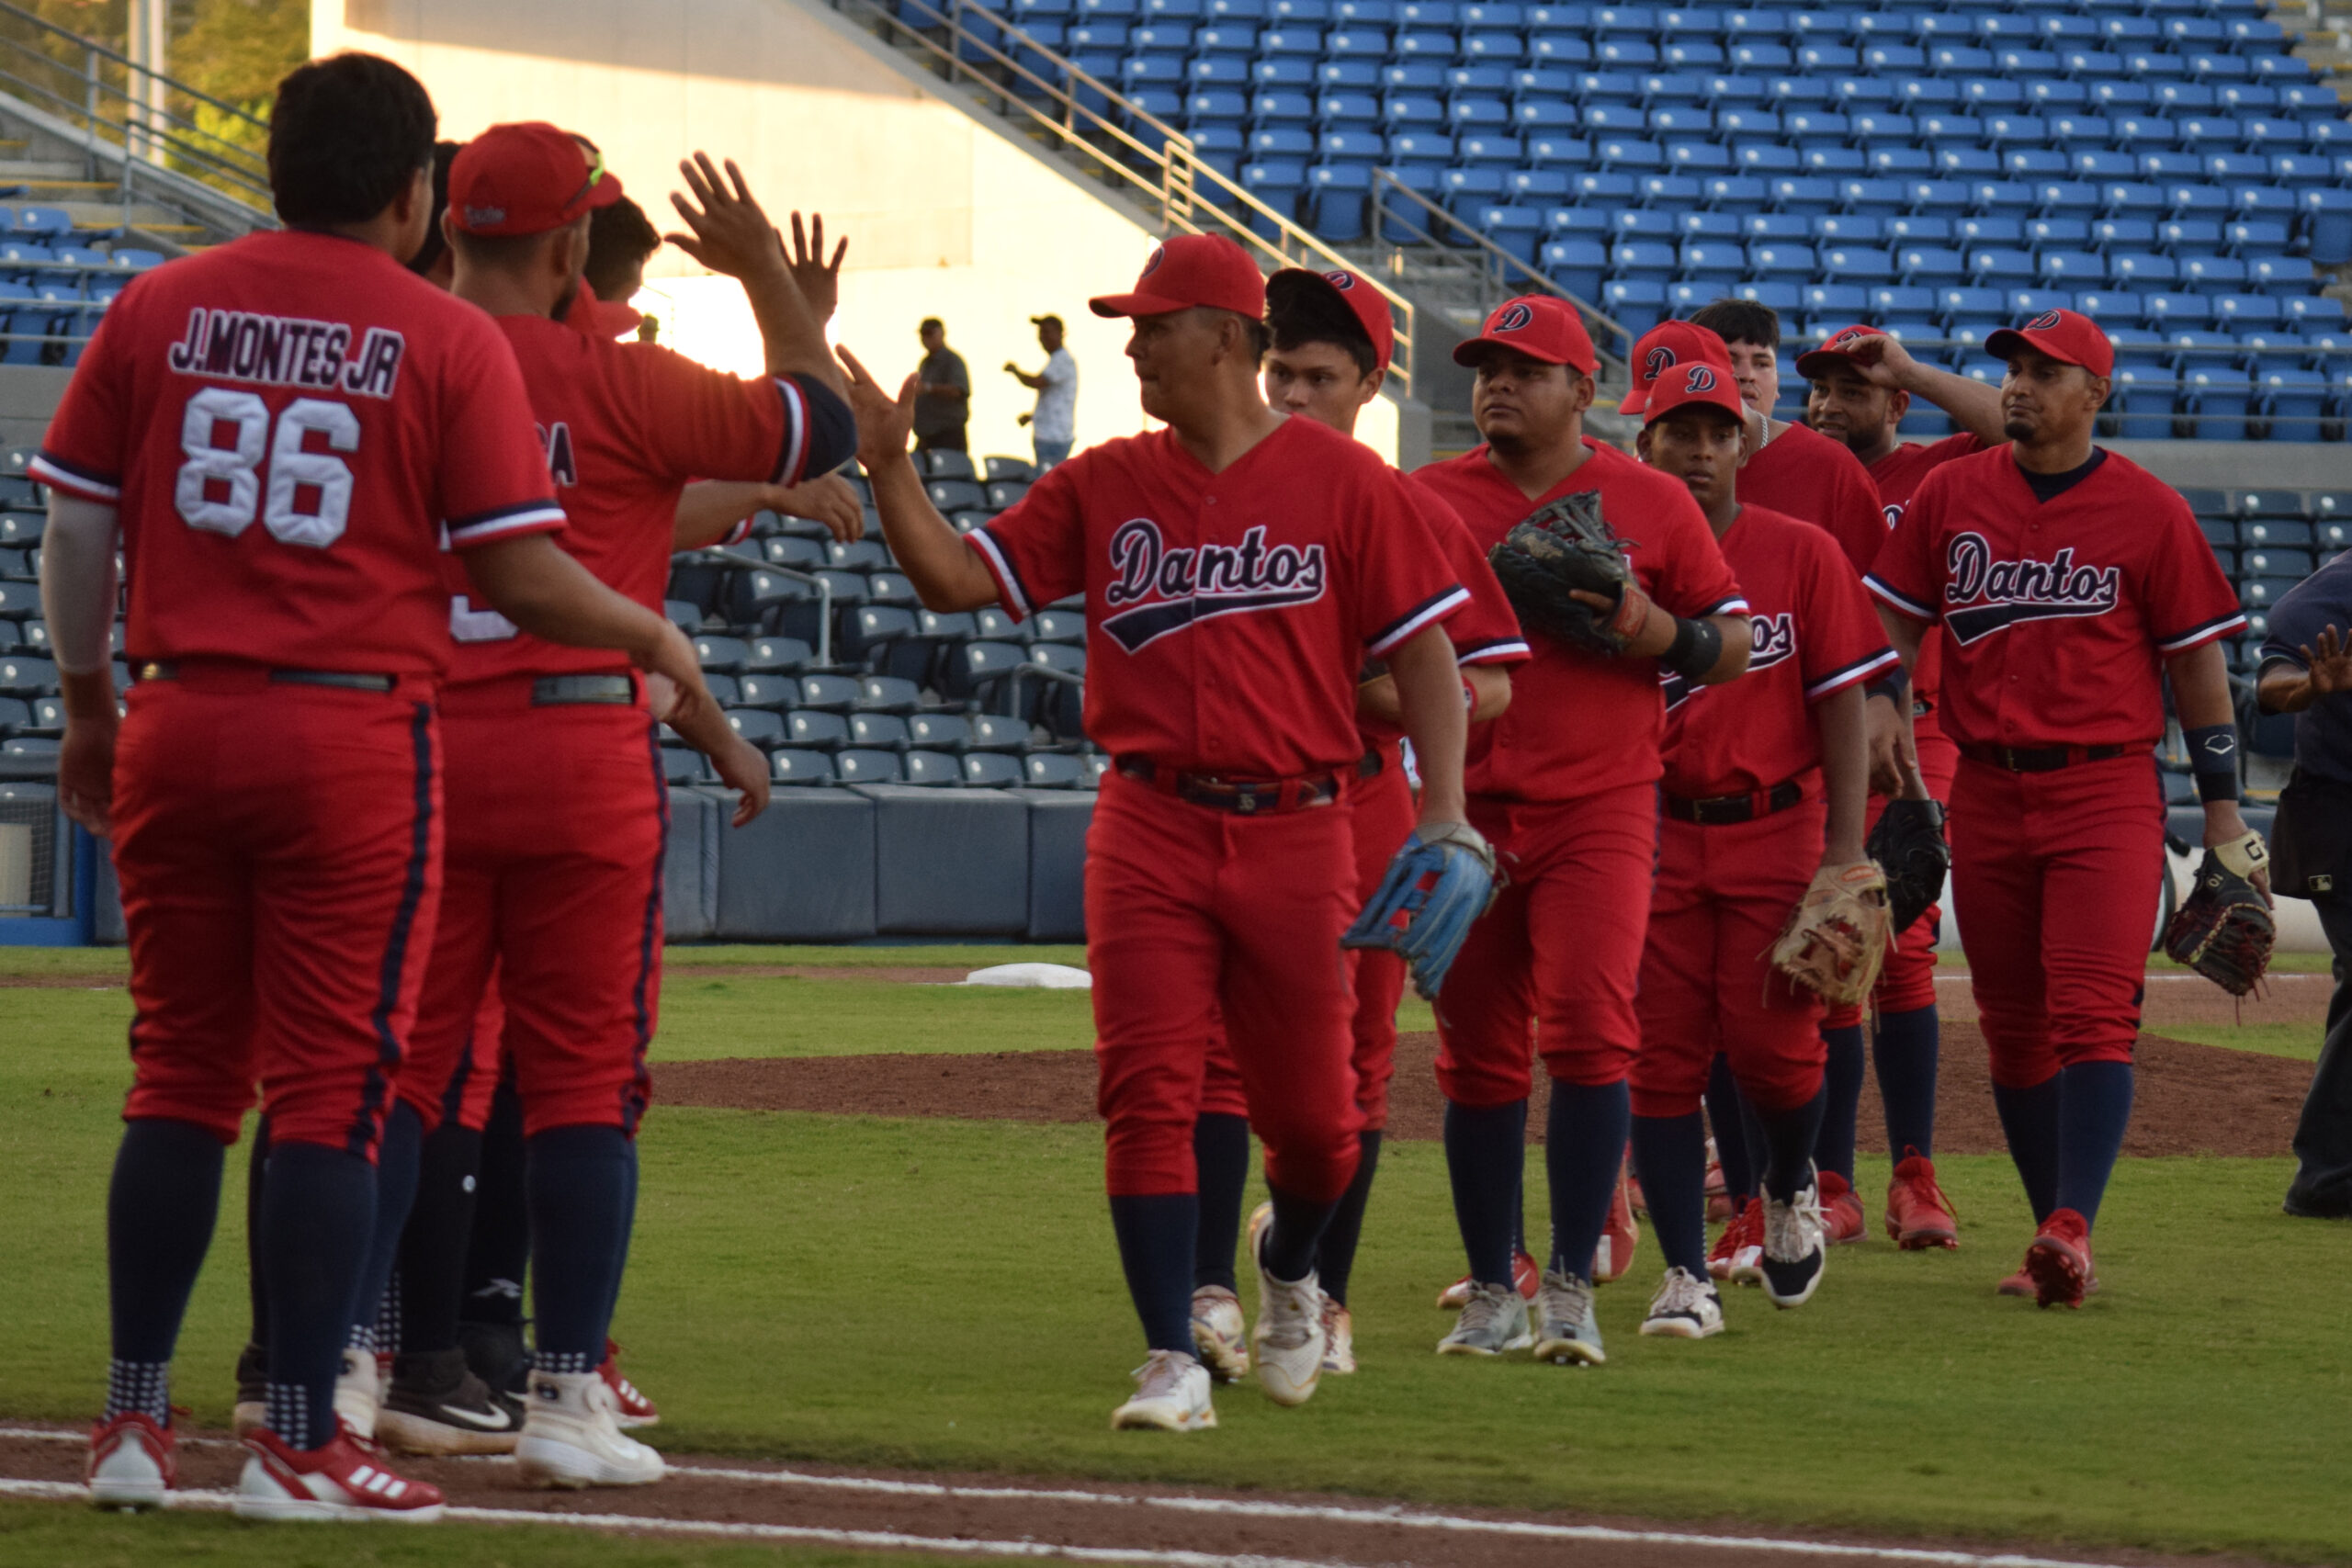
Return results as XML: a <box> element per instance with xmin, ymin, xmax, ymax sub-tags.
<box><xmin>0</xmin><ymin>1427</ymin><xmax>2138</xmax><ymax>1568</ymax></box>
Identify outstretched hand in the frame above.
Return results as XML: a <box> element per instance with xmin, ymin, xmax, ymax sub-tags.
<box><xmin>2302</xmin><ymin>624</ymin><xmax>2352</xmax><ymax>697</ymax></box>
<box><xmin>785</xmin><ymin>211</ymin><xmax>846</xmax><ymax>325</ymax></box>
<box><xmin>836</xmin><ymin>345</ymin><xmax>918</xmax><ymax>472</ymax></box>
<box><xmin>666</xmin><ymin>153</ymin><xmax>789</xmax><ymax>283</ymax></box>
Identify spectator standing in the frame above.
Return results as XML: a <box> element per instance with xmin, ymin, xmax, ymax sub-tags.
<box><xmin>1006</xmin><ymin>313</ymin><xmax>1079</xmax><ymax>468</ymax></box>
<box><xmin>913</xmin><ymin>317</ymin><xmax>970</xmax><ymax>452</ymax></box>
<box><xmin>2256</xmin><ymin>555</ymin><xmax>2352</xmax><ymax>1218</ymax></box>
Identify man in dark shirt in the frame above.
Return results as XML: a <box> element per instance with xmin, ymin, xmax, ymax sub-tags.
<box><xmin>913</xmin><ymin>317</ymin><xmax>970</xmax><ymax>452</ymax></box>
<box><xmin>2256</xmin><ymin>554</ymin><xmax>2352</xmax><ymax>1217</ymax></box>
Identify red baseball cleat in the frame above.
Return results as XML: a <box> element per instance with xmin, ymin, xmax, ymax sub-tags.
<box><xmin>599</xmin><ymin>1340</ymin><xmax>660</xmax><ymax>1428</ymax></box>
<box><xmin>1884</xmin><ymin>1154</ymin><xmax>1960</xmax><ymax>1250</ymax></box>
<box><xmin>1706</xmin><ymin>1196</ymin><xmax>1763</xmax><ymax>1284</ymax></box>
<box><xmin>1818</xmin><ymin>1171</ymin><xmax>1866</xmax><ymax>1245</ymax></box>
<box><xmin>2024</xmin><ymin>1208</ymin><xmax>2096</xmax><ymax>1310</ymax></box>
<box><xmin>1703</xmin><ymin>1152</ymin><xmax>1733</xmax><ymax>1224</ymax></box>
<box><xmin>232</xmin><ymin>1424</ymin><xmax>445</xmax><ymax>1522</ymax></box>
<box><xmin>87</xmin><ymin>1412</ymin><xmax>175</xmax><ymax>1510</ymax></box>
<box><xmin>1594</xmin><ymin>1170</ymin><xmax>1640</xmax><ymax>1283</ymax></box>
<box><xmin>1436</xmin><ymin>1249</ymin><xmax>1540</xmax><ymax>1310</ymax></box>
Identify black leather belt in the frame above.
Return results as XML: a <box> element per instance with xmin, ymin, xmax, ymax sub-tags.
<box><xmin>1960</xmin><ymin>742</ymin><xmax>2133</xmax><ymax>773</ymax></box>
<box><xmin>139</xmin><ymin>660</ymin><xmax>393</xmax><ymax>693</ymax></box>
<box><xmin>1358</xmin><ymin>750</ymin><xmax>1384</xmax><ymax>779</ymax></box>
<box><xmin>531</xmin><ymin>674</ymin><xmax>636</xmax><ymax>705</ymax></box>
<box><xmin>1116</xmin><ymin>756</ymin><xmax>1341</xmax><ymax>814</ymax></box>
<box><xmin>1664</xmin><ymin>777</ymin><xmax>1805</xmax><ymax>825</ymax></box>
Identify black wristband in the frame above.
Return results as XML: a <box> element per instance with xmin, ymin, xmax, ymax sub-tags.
<box><xmin>1661</xmin><ymin>615</ymin><xmax>1723</xmax><ymax>681</ymax></box>
<box><xmin>2184</xmin><ymin>722</ymin><xmax>2240</xmax><ymax>802</ymax></box>
<box><xmin>1864</xmin><ymin>666</ymin><xmax>1911</xmax><ymax>705</ymax></box>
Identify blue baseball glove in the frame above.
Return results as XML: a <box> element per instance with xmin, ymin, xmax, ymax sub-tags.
<box><xmin>1342</xmin><ymin>821</ymin><xmax>1498</xmax><ymax>999</ymax></box>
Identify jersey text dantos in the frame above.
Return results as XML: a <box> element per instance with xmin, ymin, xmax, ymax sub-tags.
<box><xmin>35</xmin><ymin>229</ymin><xmax>562</xmax><ymax>676</ymax></box>
<box><xmin>1661</xmin><ymin>504</ymin><xmax>1896</xmax><ymax>799</ymax></box>
<box><xmin>1865</xmin><ymin>446</ymin><xmax>2244</xmax><ymax>749</ymax></box>
<box><xmin>970</xmin><ymin>416</ymin><xmax>1465</xmax><ymax>777</ymax></box>
<box><xmin>1414</xmin><ymin>440</ymin><xmax>1747</xmax><ymax>801</ymax></box>
<box><xmin>445</xmin><ymin>315</ymin><xmax>824</xmax><ymax>682</ymax></box>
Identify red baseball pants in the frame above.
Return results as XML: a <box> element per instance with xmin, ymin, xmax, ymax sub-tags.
<box><xmin>111</xmin><ymin>669</ymin><xmax>443</xmax><ymax>1156</ymax></box>
<box><xmin>1087</xmin><ymin>770</ymin><xmax>1363</xmax><ymax>1203</ymax></box>
<box><xmin>399</xmin><ymin>677</ymin><xmax>666</xmax><ymax>1139</ymax></box>
<box><xmin>1633</xmin><ymin>801</ymin><xmax>1829</xmax><ymax>1119</ymax></box>
<box><xmin>1948</xmin><ymin>752</ymin><xmax>2163</xmax><ymax>1089</ymax></box>
<box><xmin>1197</xmin><ymin>747</ymin><xmax>1414</xmax><ymax>1129</ymax></box>
<box><xmin>1433</xmin><ymin>782</ymin><xmax>1658</xmax><ymax>1103</ymax></box>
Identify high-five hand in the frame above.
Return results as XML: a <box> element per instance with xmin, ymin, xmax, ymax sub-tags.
<box><xmin>836</xmin><ymin>345</ymin><xmax>919</xmax><ymax>472</ymax></box>
<box><xmin>666</xmin><ymin>153</ymin><xmax>791</xmax><ymax>283</ymax></box>
<box><xmin>786</xmin><ymin>211</ymin><xmax>846</xmax><ymax>325</ymax></box>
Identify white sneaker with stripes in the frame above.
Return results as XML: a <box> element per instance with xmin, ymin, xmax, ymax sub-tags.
<box><xmin>232</xmin><ymin>1424</ymin><xmax>445</xmax><ymax>1522</ymax></box>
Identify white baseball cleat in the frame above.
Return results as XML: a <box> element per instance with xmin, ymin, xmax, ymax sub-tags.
<box><xmin>1248</xmin><ymin>1222</ymin><xmax>1326</xmax><ymax>1407</ymax></box>
<box><xmin>1111</xmin><ymin>1349</ymin><xmax>1216</xmax><ymax>1432</ymax></box>
<box><xmin>1318</xmin><ymin>1294</ymin><xmax>1356</xmax><ymax>1375</ymax></box>
<box><xmin>232</xmin><ymin>1424</ymin><xmax>445</xmax><ymax>1522</ymax></box>
<box><xmin>1639</xmin><ymin>1267</ymin><xmax>1725</xmax><ymax>1338</ymax></box>
<box><xmin>1760</xmin><ymin>1172</ymin><xmax>1828</xmax><ymax>1309</ymax></box>
<box><xmin>87</xmin><ymin>1413</ymin><xmax>174</xmax><ymax>1511</ymax></box>
<box><xmin>1188</xmin><ymin>1285</ymin><xmax>1250</xmax><ymax>1382</ymax></box>
<box><xmin>1437</xmin><ymin>1281</ymin><xmax>1532</xmax><ymax>1356</ymax></box>
<box><xmin>333</xmin><ymin>1347</ymin><xmax>380</xmax><ymax>1443</ymax></box>
<box><xmin>515</xmin><ymin>1370</ymin><xmax>665</xmax><ymax>1488</ymax></box>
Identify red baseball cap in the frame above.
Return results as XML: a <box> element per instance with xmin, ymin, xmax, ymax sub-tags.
<box><xmin>449</xmin><ymin>123</ymin><xmax>624</xmax><ymax>237</ymax></box>
<box><xmin>1266</xmin><ymin>266</ymin><xmax>1395</xmax><ymax>370</ymax></box>
<box><xmin>1640</xmin><ymin>351</ymin><xmax>1747</xmax><ymax>427</ymax></box>
<box><xmin>1090</xmin><ymin>234</ymin><xmax>1265</xmax><ymax>320</ymax></box>
<box><xmin>1618</xmin><ymin>320</ymin><xmax>1731</xmax><ymax>415</ymax></box>
<box><xmin>1453</xmin><ymin>294</ymin><xmax>1596</xmax><ymax>375</ymax></box>
<box><xmin>1793</xmin><ymin>322</ymin><xmax>1887</xmax><ymax>381</ymax></box>
<box><xmin>1984</xmin><ymin>307</ymin><xmax>2115</xmax><ymax>378</ymax></box>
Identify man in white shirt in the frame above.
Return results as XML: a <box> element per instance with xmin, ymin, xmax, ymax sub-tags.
<box><xmin>1006</xmin><ymin>312</ymin><xmax>1078</xmax><ymax>468</ymax></box>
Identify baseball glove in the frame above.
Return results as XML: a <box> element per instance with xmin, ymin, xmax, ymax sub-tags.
<box><xmin>2164</xmin><ymin>829</ymin><xmax>2274</xmax><ymax>997</ymax></box>
<box><xmin>1487</xmin><ymin>491</ymin><xmax>1644</xmax><ymax>655</ymax></box>
<box><xmin>1343</xmin><ymin>820</ymin><xmax>1498</xmax><ymax>999</ymax></box>
<box><xmin>1771</xmin><ymin>861</ymin><xmax>1894</xmax><ymax>1007</ymax></box>
<box><xmin>1867</xmin><ymin>796</ymin><xmax>1949</xmax><ymax>934</ymax></box>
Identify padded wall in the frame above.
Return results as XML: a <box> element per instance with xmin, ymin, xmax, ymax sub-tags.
<box><xmin>715</xmin><ymin>788</ymin><xmax>879</xmax><ymax>940</ymax></box>
<box><xmin>1015</xmin><ymin>789</ymin><xmax>1093</xmax><ymax>942</ymax></box>
<box><xmin>856</xmin><ymin>784</ymin><xmax>1032</xmax><ymax>935</ymax></box>
<box><xmin>662</xmin><ymin>787</ymin><xmax>724</xmax><ymax>941</ymax></box>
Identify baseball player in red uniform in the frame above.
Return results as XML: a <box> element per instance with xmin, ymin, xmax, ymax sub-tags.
<box><xmin>1864</xmin><ymin>309</ymin><xmax>2256</xmax><ymax>1307</ymax></box>
<box><xmin>51</xmin><ymin>56</ymin><xmax>713</xmax><ymax>1520</ymax></box>
<box><xmin>364</xmin><ymin>129</ymin><xmax>852</xmax><ymax>1484</ymax></box>
<box><xmin>1412</xmin><ymin>296</ymin><xmax>1749</xmax><ymax>1367</ymax></box>
<box><xmin>1183</xmin><ymin>267</ymin><xmax>1527</xmax><ymax>1384</ymax></box>
<box><xmin>839</xmin><ymin>233</ymin><xmax>1476</xmax><ymax>1430</ymax></box>
<box><xmin>1795</xmin><ymin>324</ymin><xmax>2016</xmax><ymax>1247</ymax></box>
<box><xmin>1624</xmin><ymin>326</ymin><xmax>1895</xmax><ymax>1335</ymax></box>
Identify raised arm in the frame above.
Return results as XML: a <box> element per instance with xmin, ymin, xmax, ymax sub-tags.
<box><xmin>2256</xmin><ymin>626</ymin><xmax>2351</xmax><ymax>715</ymax></box>
<box><xmin>838</xmin><ymin>345</ymin><xmax>1000</xmax><ymax>612</ymax></box>
<box><xmin>665</xmin><ymin>155</ymin><xmax>844</xmax><ymax>398</ymax></box>
<box><xmin>1846</xmin><ymin>333</ymin><xmax>2007</xmax><ymax>446</ymax></box>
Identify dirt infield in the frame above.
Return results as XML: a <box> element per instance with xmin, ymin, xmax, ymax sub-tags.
<box><xmin>0</xmin><ymin>1426</ymin><xmax>2279</xmax><ymax>1568</ymax></box>
<box><xmin>658</xmin><ymin>1018</ymin><xmax>2313</xmax><ymax>1158</ymax></box>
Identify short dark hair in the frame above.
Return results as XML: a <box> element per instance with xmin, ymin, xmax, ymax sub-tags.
<box><xmin>1687</xmin><ymin>299</ymin><xmax>1781</xmax><ymax>351</ymax></box>
<box><xmin>447</xmin><ymin>226</ymin><xmax>557</xmax><ymax>271</ymax></box>
<box><xmin>268</xmin><ymin>53</ymin><xmax>437</xmax><ymax>227</ymax></box>
<box><xmin>584</xmin><ymin>196</ymin><xmax>662</xmax><ymax>301</ymax></box>
<box><xmin>919</xmin><ymin>317</ymin><xmax>944</xmax><ymax>334</ymax></box>
<box><xmin>404</xmin><ymin>140</ymin><xmax>463</xmax><ymax>276</ymax></box>
<box><xmin>1265</xmin><ymin>275</ymin><xmax>1377</xmax><ymax>378</ymax></box>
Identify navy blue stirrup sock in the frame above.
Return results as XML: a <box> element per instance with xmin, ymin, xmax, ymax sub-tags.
<box><xmin>243</xmin><ymin>1118</ymin><xmax>270</xmax><ymax>1355</ymax></box>
<box><xmin>1544</xmin><ymin>1079</ymin><xmax>1630</xmax><ymax>1282</ymax></box>
<box><xmin>351</xmin><ymin>1101</ymin><xmax>422</xmax><ymax>1351</ymax></box>
<box><xmin>1315</xmin><ymin>1130</ymin><xmax>1383</xmax><ymax>1305</ymax></box>
<box><xmin>1872</xmin><ymin>1005</ymin><xmax>1940</xmax><ymax>1161</ymax></box>
<box><xmin>1259</xmin><ymin>1182</ymin><xmax>1336</xmax><ymax>1283</ymax></box>
<box><xmin>1629</xmin><ymin>1111</ymin><xmax>1709</xmax><ymax>1276</ymax></box>
<box><xmin>2054</xmin><ymin>1061</ymin><xmax>2134</xmax><ymax>1225</ymax></box>
<box><xmin>1189</xmin><ymin>1112</ymin><xmax>1250</xmax><ymax>1293</ymax></box>
<box><xmin>106</xmin><ymin>1119</ymin><xmax>226</xmax><ymax>1420</ymax></box>
<box><xmin>526</xmin><ymin>1124</ymin><xmax>633</xmax><ymax>1371</ymax></box>
<box><xmin>1109</xmin><ymin>1193</ymin><xmax>1197</xmax><ymax>1354</ymax></box>
<box><xmin>1443</xmin><ymin>1099</ymin><xmax>1526</xmax><ymax>1287</ymax></box>
<box><xmin>258</xmin><ymin>1142</ymin><xmax>375</xmax><ymax>1450</ymax></box>
<box><xmin>1704</xmin><ymin>1054</ymin><xmax>1756</xmax><ymax>1200</ymax></box>
<box><xmin>461</xmin><ymin>1080</ymin><xmax>529</xmax><ymax>1328</ymax></box>
<box><xmin>1814</xmin><ymin>1024</ymin><xmax>1866</xmax><ymax>1183</ymax></box>
<box><xmin>1754</xmin><ymin>1084</ymin><xmax>1830</xmax><ymax>1203</ymax></box>
<box><xmin>1991</xmin><ymin>1077</ymin><xmax>2063</xmax><ymax>1223</ymax></box>
<box><xmin>396</xmin><ymin>1121</ymin><xmax>482</xmax><ymax>1356</ymax></box>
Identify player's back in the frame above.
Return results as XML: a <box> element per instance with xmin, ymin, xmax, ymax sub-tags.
<box><xmin>36</xmin><ymin>228</ymin><xmax>560</xmax><ymax>676</ymax></box>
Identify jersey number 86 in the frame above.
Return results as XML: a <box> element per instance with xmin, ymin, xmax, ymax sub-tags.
<box><xmin>175</xmin><ymin>386</ymin><xmax>359</xmax><ymax>549</ymax></box>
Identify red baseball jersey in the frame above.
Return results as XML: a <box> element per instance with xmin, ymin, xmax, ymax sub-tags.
<box><xmin>446</xmin><ymin>314</ymin><xmax>813</xmax><ymax>681</ymax></box>
<box><xmin>1738</xmin><ymin>417</ymin><xmax>1888</xmax><ymax>577</ymax></box>
<box><xmin>968</xmin><ymin>416</ymin><xmax>1466</xmax><ymax>777</ymax></box>
<box><xmin>1660</xmin><ymin>504</ymin><xmax>1897</xmax><ymax>799</ymax></box>
<box><xmin>1867</xmin><ymin>432</ymin><xmax>1989</xmax><ymax>529</ymax></box>
<box><xmin>34</xmin><ymin>229</ymin><xmax>563</xmax><ymax>677</ymax></box>
<box><xmin>1866</xmin><ymin>446</ymin><xmax>2245</xmax><ymax>749</ymax></box>
<box><xmin>1409</xmin><ymin>475</ymin><xmax>1529</xmax><ymax>671</ymax></box>
<box><xmin>1414</xmin><ymin>440</ymin><xmax>1748</xmax><ymax>802</ymax></box>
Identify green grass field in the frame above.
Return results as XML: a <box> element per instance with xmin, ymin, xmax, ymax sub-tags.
<box><xmin>5</xmin><ymin>946</ymin><xmax>2347</xmax><ymax>1565</ymax></box>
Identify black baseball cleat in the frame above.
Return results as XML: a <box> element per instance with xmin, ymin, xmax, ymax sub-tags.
<box><xmin>458</xmin><ymin>1319</ymin><xmax>532</xmax><ymax>1401</ymax></box>
<box><xmin>1759</xmin><ymin>1168</ymin><xmax>1828</xmax><ymax>1309</ymax></box>
<box><xmin>232</xmin><ymin>1340</ymin><xmax>267</xmax><ymax>1438</ymax></box>
<box><xmin>375</xmin><ymin>1347</ymin><xmax>525</xmax><ymax>1455</ymax></box>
